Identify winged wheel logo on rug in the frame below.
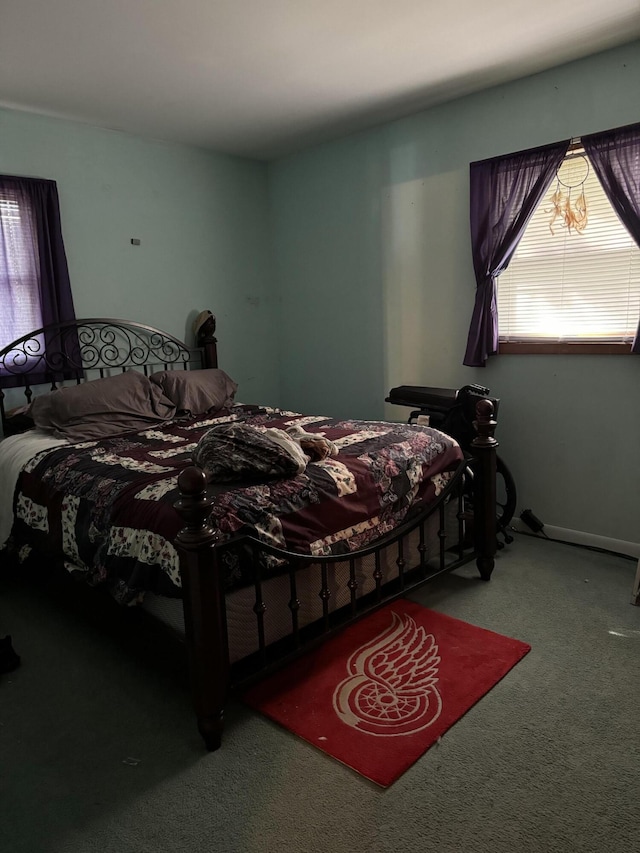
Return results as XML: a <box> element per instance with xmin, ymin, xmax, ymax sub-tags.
<box><xmin>243</xmin><ymin>600</ymin><xmax>531</xmax><ymax>787</ymax></box>
<box><xmin>332</xmin><ymin>612</ymin><xmax>442</xmax><ymax>736</ymax></box>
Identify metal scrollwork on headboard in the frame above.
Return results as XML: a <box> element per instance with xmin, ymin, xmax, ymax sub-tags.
<box><xmin>73</xmin><ymin>321</ymin><xmax>192</xmax><ymax>371</ymax></box>
<box><xmin>0</xmin><ymin>317</ymin><xmax>211</xmax><ymax>432</ymax></box>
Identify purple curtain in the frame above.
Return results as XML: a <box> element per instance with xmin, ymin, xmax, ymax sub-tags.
<box><xmin>582</xmin><ymin>122</ymin><xmax>640</xmax><ymax>353</ymax></box>
<box><xmin>463</xmin><ymin>140</ymin><xmax>569</xmax><ymax>367</ymax></box>
<box><xmin>0</xmin><ymin>175</ymin><xmax>77</xmax><ymax>387</ymax></box>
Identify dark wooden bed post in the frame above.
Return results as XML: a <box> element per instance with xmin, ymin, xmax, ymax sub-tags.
<box><xmin>174</xmin><ymin>465</ymin><xmax>229</xmax><ymax>750</ymax></box>
<box><xmin>196</xmin><ymin>312</ymin><xmax>218</xmax><ymax>369</ymax></box>
<box><xmin>201</xmin><ymin>331</ymin><xmax>218</xmax><ymax>370</ymax></box>
<box><xmin>471</xmin><ymin>398</ymin><xmax>498</xmax><ymax>581</ymax></box>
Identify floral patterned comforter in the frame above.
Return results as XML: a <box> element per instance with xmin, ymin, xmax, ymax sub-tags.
<box><xmin>9</xmin><ymin>404</ymin><xmax>464</xmax><ymax>603</ymax></box>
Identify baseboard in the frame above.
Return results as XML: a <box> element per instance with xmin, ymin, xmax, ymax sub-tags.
<box><xmin>510</xmin><ymin>520</ymin><xmax>640</xmax><ymax>559</ymax></box>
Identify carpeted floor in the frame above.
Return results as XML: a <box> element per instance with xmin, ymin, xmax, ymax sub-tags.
<box><xmin>1</xmin><ymin>532</ymin><xmax>638</xmax><ymax>853</ymax></box>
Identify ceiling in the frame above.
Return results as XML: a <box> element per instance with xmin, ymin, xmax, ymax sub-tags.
<box><xmin>1</xmin><ymin>1</ymin><xmax>639</xmax><ymax>161</ymax></box>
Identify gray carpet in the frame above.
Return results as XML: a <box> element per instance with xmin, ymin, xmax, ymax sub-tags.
<box><xmin>1</xmin><ymin>533</ymin><xmax>638</xmax><ymax>853</ymax></box>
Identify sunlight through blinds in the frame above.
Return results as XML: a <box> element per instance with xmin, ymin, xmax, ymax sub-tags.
<box><xmin>497</xmin><ymin>149</ymin><xmax>640</xmax><ymax>343</ymax></box>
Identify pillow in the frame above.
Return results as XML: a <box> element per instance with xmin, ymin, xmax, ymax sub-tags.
<box><xmin>28</xmin><ymin>370</ymin><xmax>176</xmax><ymax>441</ymax></box>
<box><xmin>150</xmin><ymin>368</ymin><xmax>237</xmax><ymax>415</ymax></box>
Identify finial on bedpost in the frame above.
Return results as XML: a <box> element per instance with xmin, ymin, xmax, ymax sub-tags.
<box><xmin>175</xmin><ymin>465</ymin><xmax>217</xmax><ymax>547</ymax></box>
<box><xmin>471</xmin><ymin>398</ymin><xmax>498</xmax><ymax>449</ymax></box>
<box><xmin>470</xmin><ymin>399</ymin><xmax>498</xmax><ymax>581</ymax></box>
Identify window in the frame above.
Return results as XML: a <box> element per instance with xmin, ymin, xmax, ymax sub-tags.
<box><xmin>497</xmin><ymin>147</ymin><xmax>640</xmax><ymax>353</ymax></box>
<box><xmin>0</xmin><ymin>175</ymin><xmax>75</xmax><ymax>387</ymax></box>
<box><xmin>0</xmin><ymin>185</ymin><xmax>43</xmax><ymax>351</ymax></box>
<box><xmin>464</xmin><ymin>122</ymin><xmax>640</xmax><ymax>366</ymax></box>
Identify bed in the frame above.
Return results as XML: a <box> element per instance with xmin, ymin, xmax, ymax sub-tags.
<box><xmin>0</xmin><ymin>316</ymin><xmax>500</xmax><ymax>750</ymax></box>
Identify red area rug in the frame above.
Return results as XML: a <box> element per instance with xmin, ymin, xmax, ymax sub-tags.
<box><xmin>243</xmin><ymin>600</ymin><xmax>531</xmax><ymax>787</ymax></box>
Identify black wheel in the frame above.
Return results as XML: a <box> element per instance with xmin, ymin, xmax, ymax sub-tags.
<box><xmin>464</xmin><ymin>454</ymin><xmax>517</xmax><ymax>545</ymax></box>
<box><xmin>495</xmin><ymin>456</ymin><xmax>517</xmax><ymax>543</ymax></box>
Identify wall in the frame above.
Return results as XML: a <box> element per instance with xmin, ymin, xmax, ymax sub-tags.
<box><xmin>269</xmin><ymin>41</ymin><xmax>640</xmax><ymax>547</ymax></box>
<box><xmin>0</xmin><ymin>108</ymin><xmax>279</xmax><ymax>405</ymax></box>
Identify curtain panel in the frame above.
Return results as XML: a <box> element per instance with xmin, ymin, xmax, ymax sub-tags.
<box><xmin>582</xmin><ymin>122</ymin><xmax>640</xmax><ymax>353</ymax></box>
<box><xmin>463</xmin><ymin>140</ymin><xmax>570</xmax><ymax>367</ymax></box>
<box><xmin>0</xmin><ymin>175</ymin><xmax>77</xmax><ymax>388</ymax></box>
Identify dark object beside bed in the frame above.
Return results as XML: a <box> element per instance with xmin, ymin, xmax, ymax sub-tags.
<box><xmin>0</xmin><ymin>317</ymin><xmax>500</xmax><ymax>750</ymax></box>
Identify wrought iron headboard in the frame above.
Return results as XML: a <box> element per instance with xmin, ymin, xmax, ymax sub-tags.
<box><xmin>0</xmin><ymin>317</ymin><xmax>218</xmax><ymax>434</ymax></box>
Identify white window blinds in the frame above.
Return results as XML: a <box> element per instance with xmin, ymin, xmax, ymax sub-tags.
<box><xmin>497</xmin><ymin>149</ymin><xmax>640</xmax><ymax>343</ymax></box>
<box><xmin>0</xmin><ymin>188</ymin><xmax>42</xmax><ymax>350</ymax></box>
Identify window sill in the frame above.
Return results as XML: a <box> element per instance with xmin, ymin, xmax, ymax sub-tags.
<box><xmin>498</xmin><ymin>342</ymin><xmax>633</xmax><ymax>355</ymax></box>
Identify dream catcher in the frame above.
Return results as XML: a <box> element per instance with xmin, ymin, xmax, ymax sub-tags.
<box><xmin>546</xmin><ymin>152</ymin><xmax>589</xmax><ymax>235</ymax></box>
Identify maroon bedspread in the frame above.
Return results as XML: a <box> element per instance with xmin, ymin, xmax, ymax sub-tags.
<box><xmin>10</xmin><ymin>405</ymin><xmax>464</xmax><ymax>602</ymax></box>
